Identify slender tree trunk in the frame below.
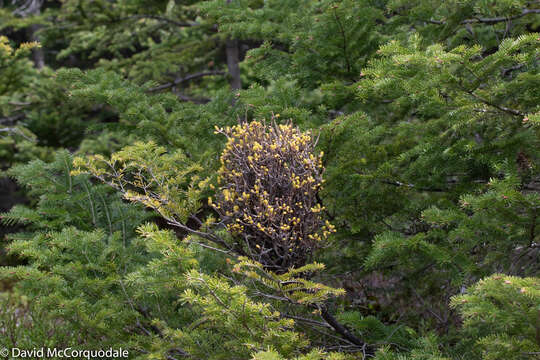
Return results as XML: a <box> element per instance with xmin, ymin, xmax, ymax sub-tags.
<box><xmin>225</xmin><ymin>0</ymin><xmax>241</xmax><ymax>90</ymax></box>
<box><xmin>17</xmin><ymin>0</ymin><xmax>45</xmax><ymax>69</ymax></box>
<box><xmin>27</xmin><ymin>23</ymin><xmax>45</xmax><ymax>69</ymax></box>
<box><xmin>226</xmin><ymin>39</ymin><xmax>241</xmax><ymax>90</ymax></box>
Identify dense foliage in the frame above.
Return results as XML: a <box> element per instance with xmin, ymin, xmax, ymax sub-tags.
<box><xmin>0</xmin><ymin>0</ymin><xmax>539</xmax><ymax>359</ymax></box>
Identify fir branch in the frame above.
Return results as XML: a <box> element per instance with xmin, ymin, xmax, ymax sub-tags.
<box><xmin>121</xmin><ymin>14</ymin><xmax>199</xmax><ymax>28</ymax></box>
<box><xmin>465</xmin><ymin>90</ymin><xmax>525</xmax><ymax>116</ymax></box>
<box><xmin>281</xmin><ymin>313</ymin><xmax>332</xmax><ymax>329</ymax></box>
<box><xmin>174</xmin><ymin>92</ymin><xmax>211</xmax><ymax>104</ymax></box>
<box><xmin>166</xmin><ymin>218</ymin><xmax>234</xmax><ymax>254</ymax></box>
<box><xmin>428</xmin><ymin>8</ymin><xmax>540</xmax><ymax>25</ymax></box>
<box><xmin>381</xmin><ymin>180</ymin><xmax>447</xmax><ymax>192</ymax></box>
<box><xmin>148</xmin><ymin>71</ymin><xmax>226</xmax><ymax>92</ymax></box>
<box><xmin>501</xmin><ymin>62</ymin><xmax>527</xmax><ymax>77</ymax></box>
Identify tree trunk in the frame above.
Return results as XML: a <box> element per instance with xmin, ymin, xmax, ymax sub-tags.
<box><xmin>225</xmin><ymin>0</ymin><xmax>241</xmax><ymax>90</ymax></box>
<box><xmin>17</xmin><ymin>0</ymin><xmax>45</xmax><ymax>69</ymax></box>
<box><xmin>27</xmin><ymin>23</ymin><xmax>45</xmax><ymax>69</ymax></box>
<box><xmin>226</xmin><ymin>39</ymin><xmax>241</xmax><ymax>90</ymax></box>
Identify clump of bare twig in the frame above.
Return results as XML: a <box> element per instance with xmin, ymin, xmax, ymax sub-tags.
<box><xmin>211</xmin><ymin>118</ymin><xmax>335</xmax><ymax>272</ymax></box>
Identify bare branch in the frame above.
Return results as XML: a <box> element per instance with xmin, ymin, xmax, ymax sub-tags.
<box><xmin>0</xmin><ymin>114</ymin><xmax>24</xmax><ymax>125</ymax></box>
<box><xmin>281</xmin><ymin>313</ymin><xmax>332</xmax><ymax>329</ymax></box>
<box><xmin>319</xmin><ymin>306</ymin><xmax>374</xmax><ymax>356</ymax></box>
<box><xmin>148</xmin><ymin>71</ymin><xmax>226</xmax><ymax>92</ymax></box>
<box><xmin>0</xmin><ymin>127</ymin><xmax>36</xmax><ymax>142</ymax></box>
<box><xmin>12</xmin><ymin>0</ymin><xmax>43</xmax><ymax>17</ymax></box>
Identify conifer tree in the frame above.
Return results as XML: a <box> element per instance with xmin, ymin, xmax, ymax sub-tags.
<box><xmin>0</xmin><ymin>0</ymin><xmax>539</xmax><ymax>359</ymax></box>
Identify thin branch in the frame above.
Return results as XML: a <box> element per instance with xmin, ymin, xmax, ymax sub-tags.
<box><xmin>165</xmin><ymin>218</ymin><xmax>236</xmax><ymax>256</ymax></box>
<box><xmin>148</xmin><ymin>71</ymin><xmax>225</xmax><ymax>92</ymax></box>
<box><xmin>0</xmin><ymin>127</ymin><xmax>36</xmax><ymax>142</ymax></box>
<box><xmin>319</xmin><ymin>306</ymin><xmax>374</xmax><ymax>356</ymax></box>
<box><xmin>7</xmin><ymin>101</ymin><xmax>32</xmax><ymax>107</ymax></box>
<box><xmin>381</xmin><ymin>180</ymin><xmax>446</xmax><ymax>193</ymax></box>
<box><xmin>12</xmin><ymin>0</ymin><xmax>43</xmax><ymax>17</ymax></box>
<box><xmin>253</xmin><ymin>290</ymin><xmax>294</xmax><ymax>303</ymax></box>
<box><xmin>501</xmin><ymin>63</ymin><xmax>527</xmax><ymax>77</ymax></box>
<box><xmin>411</xmin><ymin>287</ymin><xmax>445</xmax><ymax>324</ymax></box>
<box><xmin>167</xmin><ymin>348</ymin><xmax>189</xmax><ymax>358</ymax></box>
<box><xmin>530</xmin><ymin>210</ymin><xmax>537</xmax><ymax>247</ymax></box>
<box><xmin>0</xmin><ymin>113</ymin><xmax>24</xmax><ymax>125</ymax></box>
<box><xmin>428</xmin><ymin>8</ymin><xmax>540</xmax><ymax>25</ymax></box>
<box><xmin>332</xmin><ymin>8</ymin><xmax>351</xmax><ymax>74</ymax></box>
<box><xmin>281</xmin><ymin>313</ymin><xmax>332</xmax><ymax>329</ymax></box>
<box><xmin>174</xmin><ymin>92</ymin><xmax>211</xmax><ymax>104</ymax></box>
<box><xmin>466</xmin><ymin>90</ymin><xmax>524</xmax><ymax>116</ymax></box>
<box><xmin>120</xmin><ymin>14</ymin><xmax>199</xmax><ymax>28</ymax></box>
<box><xmin>184</xmin><ymin>239</ymin><xmax>235</xmax><ymax>257</ymax></box>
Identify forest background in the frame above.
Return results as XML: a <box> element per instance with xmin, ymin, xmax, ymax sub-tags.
<box><xmin>0</xmin><ymin>0</ymin><xmax>539</xmax><ymax>359</ymax></box>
